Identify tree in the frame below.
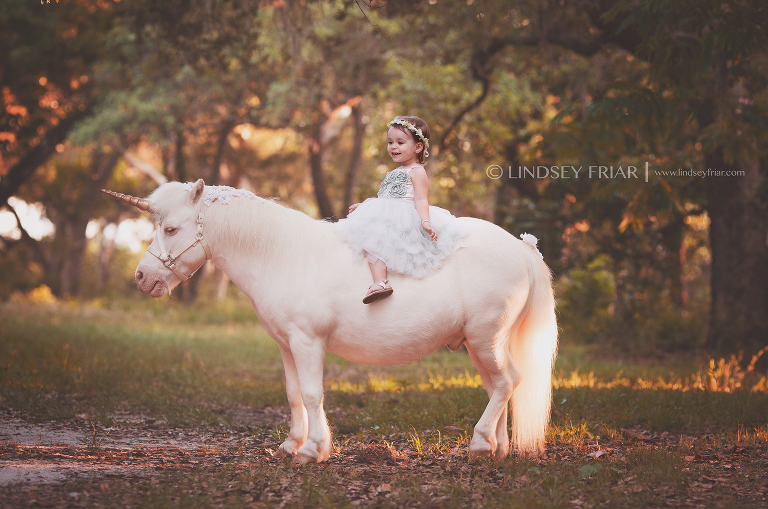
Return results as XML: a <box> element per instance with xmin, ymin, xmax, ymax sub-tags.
<box><xmin>0</xmin><ymin>0</ymin><xmax>127</xmax><ymax>297</ymax></box>
<box><xmin>0</xmin><ymin>0</ymin><xmax>113</xmax><ymax>206</ymax></box>
<box><xmin>574</xmin><ymin>0</ymin><xmax>768</xmax><ymax>352</ymax></box>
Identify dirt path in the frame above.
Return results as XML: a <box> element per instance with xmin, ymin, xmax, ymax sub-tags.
<box><xmin>2</xmin><ymin>409</ymin><xmax>767</xmax><ymax>508</ymax></box>
<box><xmin>0</xmin><ymin>407</ymin><xmax>289</xmax><ymax>487</ymax></box>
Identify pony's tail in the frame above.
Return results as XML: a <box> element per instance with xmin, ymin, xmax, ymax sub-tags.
<box><xmin>509</xmin><ymin>255</ymin><xmax>558</xmax><ymax>454</ymax></box>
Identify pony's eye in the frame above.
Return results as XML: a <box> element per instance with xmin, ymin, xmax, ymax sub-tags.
<box><xmin>164</xmin><ymin>227</ymin><xmax>178</xmax><ymax>235</ymax></box>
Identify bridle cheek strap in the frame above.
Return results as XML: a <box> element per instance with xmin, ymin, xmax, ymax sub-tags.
<box><xmin>146</xmin><ymin>210</ymin><xmax>212</xmax><ymax>281</ymax></box>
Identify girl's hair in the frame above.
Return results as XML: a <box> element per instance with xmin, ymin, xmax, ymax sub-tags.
<box><xmin>390</xmin><ymin>115</ymin><xmax>430</xmax><ymax>164</ymax></box>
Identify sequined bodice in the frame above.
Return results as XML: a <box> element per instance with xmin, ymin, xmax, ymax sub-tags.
<box><xmin>377</xmin><ymin>167</ymin><xmax>414</xmax><ymax>200</ymax></box>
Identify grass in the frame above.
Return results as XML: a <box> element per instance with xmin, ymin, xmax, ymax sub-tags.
<box><xmin>0</xmin><ymin>299</ymin><xmax>287</xmax><ymax>426</ymax></box>
<box><xmin>1</xmin><ymin>299</ymin><xmax>767</xmax><ymax>508</ymax></box>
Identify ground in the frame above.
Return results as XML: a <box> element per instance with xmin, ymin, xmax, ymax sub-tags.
<box><xmin>1</xmin><ymin>300</ymin><xmax>767</xmax><ymax>508</ymax></box>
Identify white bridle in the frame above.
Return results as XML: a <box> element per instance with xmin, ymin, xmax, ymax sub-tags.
<box><xmin>147</xmin><ymin>208</ymin><xmax>212</xmax><ymax>281</ymax></box>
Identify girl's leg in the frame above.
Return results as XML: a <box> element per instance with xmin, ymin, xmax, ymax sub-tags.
<box><xmin>364</xmin><ymin>258</ymin><xmax>392</xmax><ymax>301</ymax></box>
<box><xmin>368</xmin><ymin>258</ymin><xmax>389</xmax><ymax>285</ymax></box>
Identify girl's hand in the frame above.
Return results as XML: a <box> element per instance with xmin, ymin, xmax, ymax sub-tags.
<box><xmin>422</xmin><ymin>220</ymin><xmax>438</xmax><ymax>241</ymax></box>
<box><xmin>348</xmin><ymin>203</ymin><xmax>361</xmax><ymax>213</ymax></box>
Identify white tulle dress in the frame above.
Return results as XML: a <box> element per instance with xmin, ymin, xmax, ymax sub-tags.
<box><xmin>333</xmin><ymin>166</ymin><xmax>471</xmax><ymax>278</ymax></box>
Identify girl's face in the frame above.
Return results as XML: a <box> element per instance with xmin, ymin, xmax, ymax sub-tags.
<box><xmin>387</xmin><ymin>127</ymin><xmax>423</xmax><ymax>166</ymax></box>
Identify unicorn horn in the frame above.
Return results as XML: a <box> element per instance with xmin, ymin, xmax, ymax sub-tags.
<box><xmin>101</xmin><ymin>189</ymin><xmax>155</xmax><ymax>212</ymax></box>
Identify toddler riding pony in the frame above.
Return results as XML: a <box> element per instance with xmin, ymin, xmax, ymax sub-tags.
<box><xmin>103</xmin><ymin>180</ymin><xmax>557</xmax><ymax>462</ymax></box>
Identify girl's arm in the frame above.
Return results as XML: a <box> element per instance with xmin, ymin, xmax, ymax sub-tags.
<box><xmin>410</xmin><ymin>166</ymin><xmax>438</xmax><ymax>241</ymax></box>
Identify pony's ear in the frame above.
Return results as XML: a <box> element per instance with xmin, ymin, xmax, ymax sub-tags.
<box><xmin>189</xmin><ymin>179</ymin><xmax>205</xmax><ymax>205</ymax></box>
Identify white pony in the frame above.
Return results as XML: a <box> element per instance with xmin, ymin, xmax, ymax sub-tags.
<box><xmin>104</xmin><ymin>179</ymin><xmax>558</xmax><ymax>462</ymax></box>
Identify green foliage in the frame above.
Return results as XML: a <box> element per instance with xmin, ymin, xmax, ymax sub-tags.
<box><xmin>0</xmin><ymin>0</ymin><xmax>107</xmax><ymax>163</ymax></box>
<box><xmin>579</xmin><ymin>462</ymin><xmax>602</xmax><ymax>479</ymax></box>
<box><xmin>557</xmin><ymin>255</ymin><xmax>616</xmax><ymax>343</ymax></box>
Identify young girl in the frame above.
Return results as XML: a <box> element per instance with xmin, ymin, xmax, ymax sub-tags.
<box><xmin>333</xmin><ymin>116</ymin><xmax>470</xmax><ymax>304</ymax></box>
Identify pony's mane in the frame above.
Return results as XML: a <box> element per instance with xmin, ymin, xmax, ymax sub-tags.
<box><xmin>147</xmin><ymin>182</ymin><xmax>338</xmax><ymax>261</ymax></box>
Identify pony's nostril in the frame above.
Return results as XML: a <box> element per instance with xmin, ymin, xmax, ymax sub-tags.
<box><xmin>136</xmin><ymin>271</ymin><xmax>144</xmax><ymax>282</ymax></box>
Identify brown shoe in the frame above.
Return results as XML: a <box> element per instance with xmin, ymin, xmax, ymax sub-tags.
<box><xmin>363</xmin><ymin>279</ymin><xmax>393</xmax><ymax>304</ymax></box>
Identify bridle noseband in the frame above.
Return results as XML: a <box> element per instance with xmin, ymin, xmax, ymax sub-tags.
<box><xmin>146</xmin><ymin>208</ymin><xmax>212</xmax><ymax>281</ymax></box>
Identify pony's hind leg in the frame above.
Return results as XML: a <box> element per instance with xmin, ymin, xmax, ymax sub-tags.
<box><xmin>465</xmin><ymin>335</ymin><xmax>520</xmax><ymax>459</ymax></box>
<box><xmin>466</xmin><ymin>344</ymin><xmax>511</xmax><ymax>458</ymax></box>
<box><xmin>275</xmin><ymin>345</ymin><xmax>308</xmax><ymax>457</ymax></box>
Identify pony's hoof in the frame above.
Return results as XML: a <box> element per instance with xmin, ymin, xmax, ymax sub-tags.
<box><xmin>494</xmin><ymin>444</ymin><xmax>511</xmax><ymax>459</ymax></box>
<box><xmin>295</xmin><ymin>452</ymin><xmax>319</xmax><ymax>464</ymax></box>
<box><xmin>468</xmin><ymin>446</ymin><xmax>494</xmax><ymax>462</ymax></box>
<box><xmin>275</xmin><ymin>442</ymin><xmax>299</xmax><ymax>458</ymax></box>
<box><xmin>469</xmin><ymin>436</ymin><xmax>496</xmax><ymax>461</ymax></box>
<box><xmin>295</xmin><ymin>439</ymin><xmax>331</xmax><ymax>462</ymax></box>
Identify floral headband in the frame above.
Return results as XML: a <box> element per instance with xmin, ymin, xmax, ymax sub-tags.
<box><xmin>388</xmin><ymin>118</ymin><xmax>430</xmax><ymax>158</ymax></box>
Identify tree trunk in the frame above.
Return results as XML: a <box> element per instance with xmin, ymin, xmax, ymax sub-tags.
<box><xmin>493</xmin><ymin>140</ymin><xmax>537</xmax><ymax>226</ymax></box>
<box><xmin>309</xmin><ymin>119</ymin><xmax>335</xmax><ymax>220</ymax></box>
<box><xmin>340</xmin><ymin>105</ymin><xmax>365</xmax><ymax>218</ymax></box>
<box><xmin>209</xmin><ymin>120</ymin><xmax>235</xmax><ymax>186</ymax></box>
<box><xmin>58</xmin><ymin>219</ymin><xmax>85</xmax><ymax>298</ymax></box>
<box><xmin>182</xmin><ymin>276</ymin><xmax>201</xmax><ymax>304</ymax></box>
<box><xmin>95</xmin><ymin>218</ymin><xmax>114</xmax><ymax>293</ymax></box>
<box><xmin>659</xmin><ymin>215</ymin><xmax>686</xmax><ymax>307</ymax></box>
<box><xmin>705</xmin><ymin>149</ymin><xmax>768</xmax><ymax>353</ymax></box>
<box><xmin>58</xmin><ymin>149</ymin><xmax>121</xmax><ymax>297</ymax></box>
<box><xmin>175</xmin><ymin>129</ymin><xmax>187</xmax><ymax>182</ymax></box>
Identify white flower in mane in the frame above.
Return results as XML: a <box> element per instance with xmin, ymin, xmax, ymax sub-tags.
<box><xmin>520</xmin><ymin>232</ymin><xmax>543</xmax><ymax>259</ymax></box>
<box><xmin>181</xmin><ymin>183</ymin><xmax>266</xmax><ymax>207</ymax></box>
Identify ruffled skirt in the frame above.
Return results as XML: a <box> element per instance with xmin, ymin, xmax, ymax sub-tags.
<box><xmin>332</xmin><ymin>197</ymin><xmax>471</xmax><ymax>278</ymax></box>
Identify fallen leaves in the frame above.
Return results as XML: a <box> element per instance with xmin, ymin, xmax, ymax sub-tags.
<box><xmin>351</xmin><ymin>443</ymin><xmax>401</xmax><ymax>464</ymax></box>
<box><xmin>621</xmin><ymin>428</ymin><xmax>654</xmax><ymax>442</ymax></box>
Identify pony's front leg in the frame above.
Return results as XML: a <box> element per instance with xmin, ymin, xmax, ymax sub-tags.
<box><xmin>275</xmin><ymin>345</ymin><xmax>308</xmax><ymax>457</ymax></box>
<box><xmin>288</xmin><ymin>331</ymin><xmax>332</xmax><ymax>463</ymax></box>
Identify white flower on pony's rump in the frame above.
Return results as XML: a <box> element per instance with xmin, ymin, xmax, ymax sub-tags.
<box><xmin>520</xmin><ymin>233</ymin><xmax>543</xmax><ymax>259</ymax></box>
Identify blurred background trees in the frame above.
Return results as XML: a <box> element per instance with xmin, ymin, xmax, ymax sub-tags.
<box><xmin>1</xmin><ymin>0</ymin><xmax>766</xmax><ymax>357</ymax></box>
